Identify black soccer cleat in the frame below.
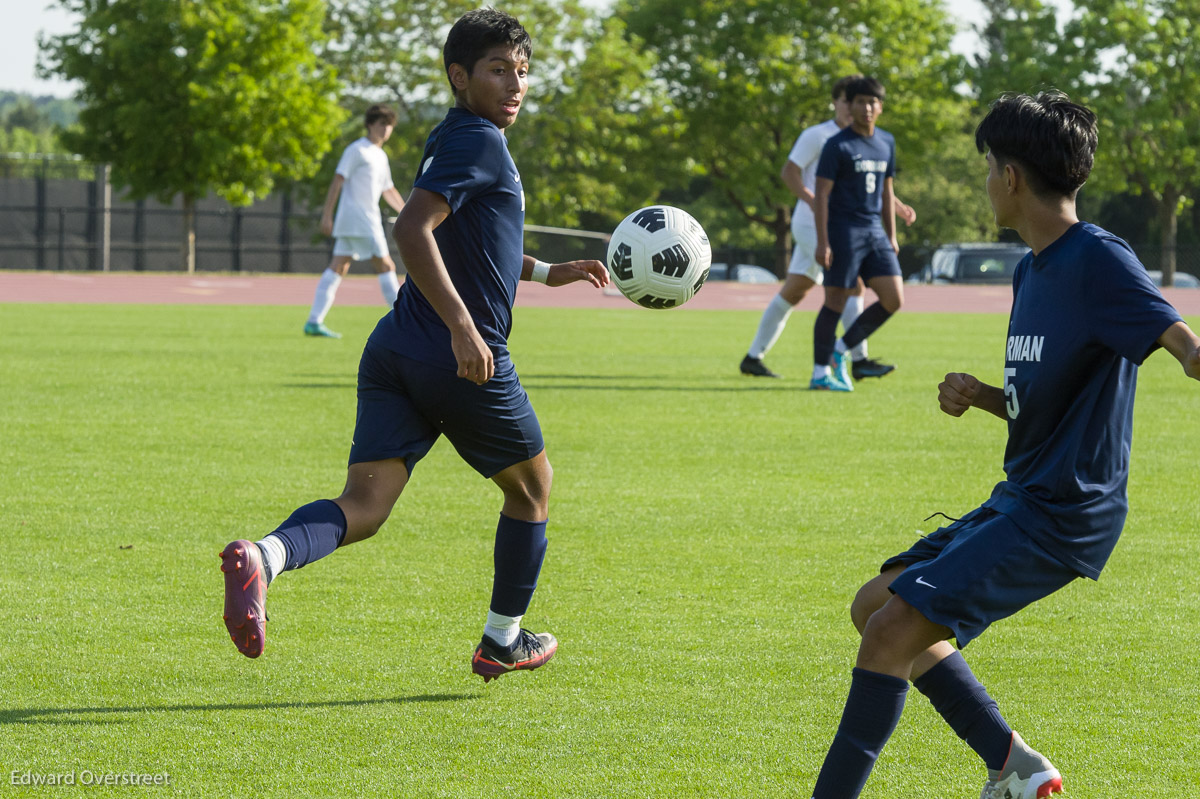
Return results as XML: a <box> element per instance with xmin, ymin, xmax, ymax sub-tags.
<box><xmin>471</xmin><ymin>629</ymin><xmax>558</xmax><ymax>683</ymax></box>
<box><xmin>740</xmin><ymin>355</ymin><xmax>781</xmax><ymax>378</ymax></box>
<box><xmin>851</xmin><ymin>358</ymin><xmax>896</xmax><ymax>381</ymax></box>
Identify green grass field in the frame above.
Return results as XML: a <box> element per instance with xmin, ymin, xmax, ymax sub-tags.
<box><xmin>2</xmin><ymin>302</ymin><xmax>1198</xmax><ymax>797</ymax></box>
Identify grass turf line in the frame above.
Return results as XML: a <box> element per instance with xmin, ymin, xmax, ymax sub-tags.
<box><xmin>1</xmin><ymin>302</ymin><xmax>1198</xmax><ymax>797</ymax></box>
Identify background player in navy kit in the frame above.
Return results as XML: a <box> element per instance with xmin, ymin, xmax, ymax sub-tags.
<box><xmin>220</xmin><ymin>9</ymin><xmax>609</xmax><ymax>681</ymax></box>
<box><xmin>739</xmin><ymin>74</ymin><xmax>913</xmax><ymax>381</ymax></box>
<box><xmin>810</xmin><ymin>76</ymin><xmax>903</xmax><ymax>392</ymax></box>
<box><xmin>808</xmin><ymin>91</ymin><xmax>1200</xmax><ymax>799</ymax></box>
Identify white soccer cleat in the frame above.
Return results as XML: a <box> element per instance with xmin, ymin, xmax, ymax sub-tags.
<box><xmin>980</xmin><ymin>732</ymin><xmax>1063</xmax><ymax>799</ymax></box>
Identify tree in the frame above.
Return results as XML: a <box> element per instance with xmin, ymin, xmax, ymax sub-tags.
<box><xmin>969</xmin><ymin>0</ymin><xmax>1081</xmax><ymax>103</ymax></box>
<box><xmin>614</xmin><ymin>0</ymin><xmax>968</xmax><ymax>273</ymax></box>
<box><xmin>39</xmin><ymin>0</ymin><xmax>344</xmax><ymax>272</ymax></box>
<box><xmin>1067</xmin><ymin>0</ymin><xmax>1200</xmax><ymax>286</ymax></box>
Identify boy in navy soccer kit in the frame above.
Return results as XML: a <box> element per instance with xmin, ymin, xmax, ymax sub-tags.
<box><xmin>220</xmin><ymin>9</ymin><xmax>609</xmax><ymax>680</ymax></box>
<box><xmin>810</xmin><ymin>92</ymin><xmax>1200</xmax><ymax>798</ymax></box>
<box><xmin>810</xmin><ymin>76</ymin><xmax>904</xmax><ymax>392</ymax></box>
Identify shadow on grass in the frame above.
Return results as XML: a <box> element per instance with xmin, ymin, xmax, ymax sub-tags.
<box><xmin>1</xmin><ymin>693</ymin><xmax>476</xmax><ymax>726</ymax></box>
<box><xmin>283</xmin><ymin>374</ymin><xmax>799</xmax><ymax>392</ymax></box>
<box><xmin>521</xmin><ymin>374</ymin><xmax>797</xmax><ymax>392</ymax></box>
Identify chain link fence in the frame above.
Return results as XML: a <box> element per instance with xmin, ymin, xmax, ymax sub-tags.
<box><xmin>0</xmin><ymin>154</ymin><xmax>342</xmax><ymax>273</ymax></box>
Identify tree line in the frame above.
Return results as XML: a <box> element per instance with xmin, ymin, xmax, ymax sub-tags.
<box><xmin>24</xmin><ymin>0</ymin><xmax>1200</xmax><ymax>281</ymax></box>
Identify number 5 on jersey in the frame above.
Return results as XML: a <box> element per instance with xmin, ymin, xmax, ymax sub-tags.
<box><xmin>1004</xmin><ymin>367</ymin><xmax>1020</xmax><ymax>419</ymax></box>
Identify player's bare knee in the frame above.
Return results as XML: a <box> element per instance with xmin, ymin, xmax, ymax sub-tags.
<box><xmin>882</xmin><ymin>295</ymin><xmax>903</xmax><ymax>314</ymax></box>
<box><xmin>850</xmin><ymin>573</ymin><xmax>896</xmax><ymax>633</ymax></box>
<box><xmin>850</xmin><ymin>587</ymin><xmax>878</xmax><ymax>634</ymax></box>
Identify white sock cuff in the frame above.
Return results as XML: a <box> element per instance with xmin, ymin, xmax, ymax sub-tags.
<box><xmin>483</xmin><ymin>612</ymin><xmax>522</xmax><ymax>647</ymax></box>
<box><xmin>485</xmin><ymin>611</ymin><xmax>522</xmax><ymax>631</ymax></box>
<box><xmin>257</xmin><ymin>534</ymin><xmax>288</xmax><ymax>584</ymax></box>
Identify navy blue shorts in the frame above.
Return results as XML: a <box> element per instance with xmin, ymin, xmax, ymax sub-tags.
<box><xmin>348</xmin><ymin>341</ymin><xmax>545</xmax><ymax>478</ymax></box>
<box><xmin>826</xmin><ymin>225</ymin><xmax>901</xmax><ymax>289</ymax></box>
<box><xmin>882</xmin><ymin>507</ymin><xmax>1078</xmax><ymax>648</ymax></box>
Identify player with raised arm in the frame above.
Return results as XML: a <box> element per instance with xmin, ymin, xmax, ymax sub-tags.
<box><xmin>808</xmin><ymin>91</ymin><xmax>1200</xmax><ymax>799</ymax></box>
<box><xmin>305</xmin><ymin>104</ymin><xmax>407</xmax><ymax>339</ymax></box>
<box><xmin>221</xmin><ymin>9</ymin><xmax>609</xmax><ymax>681</ymax></box>
<box><xmin>809</xmin><ymin>76</ymin><xmax>904</xmax><ymax>391</ymax></box>
<box><xmin>740</xmin><ymin>75</ymin><xmax>913</xmax><ymax>381</ymax></box>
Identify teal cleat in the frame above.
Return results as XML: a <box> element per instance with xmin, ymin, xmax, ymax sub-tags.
<box><xmin>304</xmin><ymin>321</ymin><xmax>341</xmax><ymax>339</ymax></box>
<box><xmin>809</xmin><ymin>374</ymin><xmax>853</xmax><ymax>392</ymax></box>
<box><xmin>830</xmin><ymin>350</ymin><xmax>854</xmax><ymax>390</ymax></box>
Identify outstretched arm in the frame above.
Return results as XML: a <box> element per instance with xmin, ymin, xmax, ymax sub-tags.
<box><xmin>393</xmin><ymin>187</ymin><xmax>493</xmax><ymax>385</ymax></box>
<box><xmin>1158</xmin><ymin>320</ymin><xmax>1200</xmax><ymax>381</ymax></box>
<box><xmin>521</xmin><ymin>256</ymin><xmax>609</xmax><ymax>288</ymax></box>
<box><xmin>939</xmin><ymin>372</ymin><xmax>1008</xmax><ymax>420</ymax></box>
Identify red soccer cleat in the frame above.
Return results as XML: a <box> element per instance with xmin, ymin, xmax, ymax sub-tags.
<box><xmin>219</xmin><ymin>539</ymin><xmax>267</xmax><ymax>658</ymax></box>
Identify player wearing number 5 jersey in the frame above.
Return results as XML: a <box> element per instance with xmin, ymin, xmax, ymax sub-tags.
<box><xmin>808</xmin><ymin>91</ymin><xmax>1200</xmax><ymax>799</ymax></box>
<box><xmin>810</xmin><ymin>76</ymin><xmax>903</xmax><ymax>391</ymax></box>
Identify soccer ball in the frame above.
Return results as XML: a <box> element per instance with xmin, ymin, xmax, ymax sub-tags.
<box><xmin>607</xmin><ymin>205</ymin><xmax>712</xmax><ymax>309</ymax></box>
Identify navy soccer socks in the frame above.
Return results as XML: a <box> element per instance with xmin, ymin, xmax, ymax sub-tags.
<box><xmin>489</xmin><ymin>514</ymin><xmax>548</xmax><ymax>621</ymax></box>
<box><xmin>913</xmin><ymin>651</ymin><xmax>1013</xmax><ymax>770</ymax></box>
<box><xmin>813</xmin><ymin>305</ymin><xmax>842</xmax><ymax>367</ymax></box>
<box><xmin>266</xmin><ymin>499</ymin><xmax>348</xmax><ymax>576</ymax></box>
<box><xmin>811</xmin><ymin>668</ymin><xmax>908</xmax><ymax>799</ymax></box>
<box><xmin>841</xmin><ymin>302</ymin><xmax>893</xmax><ymax>352</ymax></box>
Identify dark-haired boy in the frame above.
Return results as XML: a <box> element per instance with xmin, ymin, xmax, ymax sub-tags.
<box><xmin>809</xmin><ymin>91</ymin><xmax>1200</xmax><ymax>798</ymax></box>
<box><xmin>307</xmin><ymin>104</ymin><xmax>407</xmax><ymax>338</ymax></box>
<box><xmin>739</xmin><ymin>74</ymin><xmax>913</xmax><ymax>380</ymax></box>
<box><xmin>810</xmin><ymin>76</ymin><xmax>903</xmax><ymax>391</ymax></box>
<box><xmin>221</xmin><ymin>9</ymin><xmax>610</xmax><ymax>681</ymax></box>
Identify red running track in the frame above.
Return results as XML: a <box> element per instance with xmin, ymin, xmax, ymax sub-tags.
<box><xmin>3</xmin><ymin>270</ymin><xmax>1199</xmax><ymax>315</ymax></box>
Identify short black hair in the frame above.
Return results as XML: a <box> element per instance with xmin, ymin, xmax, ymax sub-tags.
<box><xmin>443</xmin><ymin>8</ymin><xmax>533</xmax><ymax>96</ymax></box>
<box><xmin>364</xmin><ymin>104</ymin><xmax>397</xmax><ymax>128</ymax></box>
<box><xmin>844</xmin><ymin>76</ymin><xmax>885</xmax><ymax>104</ymax></box>
<box><xmin>832</xmin><ymin>74</ymin><xmax>864</xmax><ymax>101</ymax></box>
<box><xmin>975</xmin><ymin>91</ymin><xmax>1098</xmax><ymax>198</ymax></box>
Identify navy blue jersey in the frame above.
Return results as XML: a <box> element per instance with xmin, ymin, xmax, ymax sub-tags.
<box><xmin>982</xmin><ymin>222</ymin><xmax>1182</xmax><ymax>579</ymax></box>
<box><xmin>374</xmin><ymin>107</ymin><xmax>525</xmax><ymax>369</ymax></box>
<box><xmin>816</xmin><ymin>126</ymin><xmax>895</xmax><ymax>228</ymax></box>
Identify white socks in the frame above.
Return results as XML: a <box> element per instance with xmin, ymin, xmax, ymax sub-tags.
<box><xmin>483</xmin><ymin>611</ymin><xmax>522</xmax><ymax>648</ymax></box>
<box><xmin>378</xmin><ymin>270</ymin><xmax>400</xmax><ymax>306</ymax></box>
<box><xmin>841</xmin><ymin>293</ymin><xmax>867</xmax><ymax>361</ymax></box>
<box><xmin>256</xmin><ymin>534</ymin><xmax>288</xmax><ymax>585</ymax></box>
<box><xmin>308</xmin><ymin>268</ymin><xmax>342</xmax><ymax>324</ymax></box>
<box><xmin>748</xmin><ymin>294</ymin><xmax>794</xmax><ymax>359</ymax></box>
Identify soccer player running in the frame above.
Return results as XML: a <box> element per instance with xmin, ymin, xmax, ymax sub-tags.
<box><xmin>305</xmin><ymin>104</ymin><xmax>408</xmax><ymax>339</ymax></box>
<box><xmin>809</xmin><ymin>76</ymin><xmax>904</xmax><ymax>392</ymax></box>
<box><xmin>740</xmin><ymin>75</ymin><xmax>913</xmax><ymax>381</ymax></box>
<box><xmin>809</xmin><ymin>91</ymin><xmax>1200</xmax><ymax>799</ymax></box>
<box><xmin>221</xmin><ymin>9</ymin><xmax>610</xmax><ymax>681</ymax></box>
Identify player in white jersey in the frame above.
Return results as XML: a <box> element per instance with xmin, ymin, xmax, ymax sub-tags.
<box><xmin>305</xmin><ymin>104</ymin><xmax>408</xmax><ymax>338</ymax></box>
<box><xmin>740</xmin><ymin>76</ymin><xmax>915</xmax><ymax>379</ymax></box>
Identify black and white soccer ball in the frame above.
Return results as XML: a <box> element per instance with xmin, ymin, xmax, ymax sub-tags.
<box><xmin>606</xmin><ymin>205</ymin><xmax>711</xmax><ymax>309</ymax></box>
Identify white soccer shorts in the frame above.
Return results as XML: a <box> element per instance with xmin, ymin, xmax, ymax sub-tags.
<box><xmin>787</xmin><ymin>224</ymin><xmax>824</xmax><ymax>284</ymax></box>
<box><xmin>333</xmin><ymin>229</ymin><xmax>390</xmax><ymax>261</ymax></box>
